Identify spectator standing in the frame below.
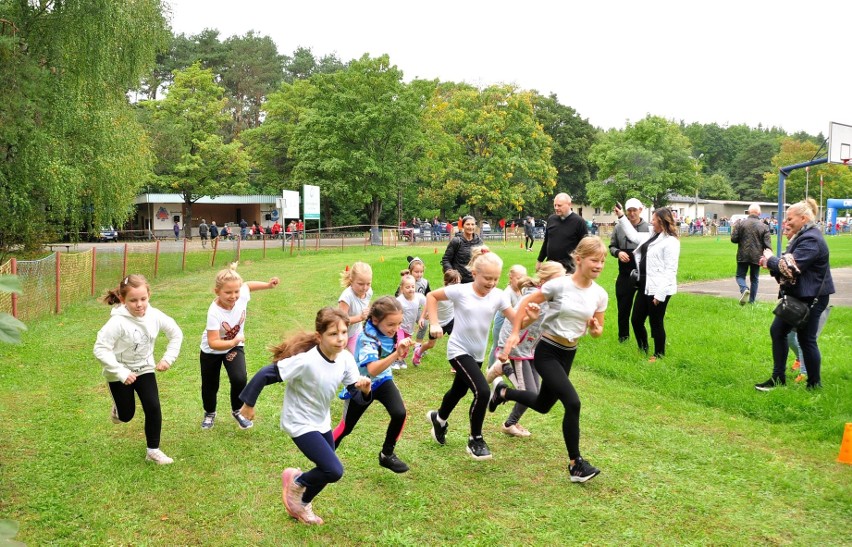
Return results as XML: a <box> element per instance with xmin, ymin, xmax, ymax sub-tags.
<box><xmin>210</xmin><ymin>221</ymin><xmax>219</xmax><ymax>241</ymax></box>
<box><xmin>608</xmin><ymin>198</ymin><xmax>650</xmax><ymax>343</ymax></box>
<box><xmin>198</xmin><ymin>219</ymin><xmax>209</xmax><ymax>248</ymax></box>
<box><xmin>173</xmin><ymin>220</ymin><xmax>180</xmax><ymax>241</ymax></box>
<box><xmin>537</xmin><ymin>193</ymin><xmax>588</xmax><ymax>273</ymax></box>
<box><xmin>441</xmin><ymin>215</ymin><xmax>483</xmax><ymax>283</ymax></box>
<box><xmin>239</xmin><ymin>219</ymin><xmax>248</xmax><ymax>240</ymax></box>
<box><xmin>731</xmin><ymin>203</ymin><xmax>771</xmax><ymax>305</ymax></box>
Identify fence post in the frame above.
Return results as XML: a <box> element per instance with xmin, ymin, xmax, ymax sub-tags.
<box><xmin>289</xmin><ymin>233</ymin><xmax>295</xmax><ymax>256</ymax></box>
<box><xmin>91</xmin><ymin>247</ymin><xmax>97</xmax><ymax>296</ymax></box>
<box><xmin>236</xmin><ymin>235</ymin><xmax>242</xmax><ymax>263</ymax></box>
<box><xmin>315</xmin><ymin>232</ymin><xmax>319</xmax><ymax>251</ymax></box>
<box><xmin>10</xmin><ymin>257</ymin><xmax>17</xmax><ymax>319</ymax></box>
<box><xmin>210</xmin><ymin>237</ymin><xmax>218</xmax><ymax>267</ymax></box>
<box><xmin>182</xmin><ymin>237</ymin><xmax>188</xmax><ymax>271</ymax></box>
<box><xmin>154</xmin><ymin>240</ymin><xmax>160</xmax><ymax>277</ymax></box>
<box><xmin>55</xmin><ymin>251</ymin><xmax>61</xmax><ymax>314</ymax></box>
<box><xmin>262</xmin><ymin>234</ymin><xmax>267</xmax><ymax>259</ymax></box>
<box><xmin>122</xmin><ymin>243</ymin><xmax>128</xmax><ymax>279</ymax></box>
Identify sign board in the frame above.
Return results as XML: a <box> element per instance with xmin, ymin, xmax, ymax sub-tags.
<box><xmin>279</xmin><ymin>190</ymin><xmax>300</xmax><ymax>219</ymax></box>
<box><xmin>303</xmin><ymin>185</ymin><xmax>320</xmax><ymax>220</ymax></box>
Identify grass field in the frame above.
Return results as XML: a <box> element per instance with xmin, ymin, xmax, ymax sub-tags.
<box><xmin>1</xmin><ymin>236</ymin><xmax>850</xmax><ymax>545</ymax></box>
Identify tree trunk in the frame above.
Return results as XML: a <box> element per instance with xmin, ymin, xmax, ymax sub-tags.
<box><xmin>183</xmin><ymin>194</ymin><xmax>193</xmax><ymax>239</ymax></box>
<box><xmin>368</xmin><ymin>197</ymin><xmax>382</xmax><ymax>227</ymax></box>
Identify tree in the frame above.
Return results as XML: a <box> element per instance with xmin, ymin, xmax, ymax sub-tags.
<box><xmin>420</xmin><ymin>83</ymin><xmax>557</xmax><ymax>218</ymax></box>
<box><xmin>588</xmin><ymin>116</ymin><xmax>696</xmax><ymax>209</ymax></box>
<box><xmin>289</xmin><ymin>54</ymin><xmax>424</xmax><ymax>227</ymax></box>
<box><xmin>700</xmin><ymin>172</ymin><xmax>737</xmax><ymax>200</ymax></box>
<box><xmin>139</xmin><ymin>63</ymin><xmax>250</xmax><ymax>233</ymax></box>
<box><xmin>221</xmin><ymin>31</ymin><xmax>284</xmax><ymax>137</ymax></box>
<box><xmin>731</xmin><ymin>139</ymin><xmax>778</xmax><ymax>200</ymax></box>
<box><xmin>761</xmin><ymin>138</ymin><xmax>852</xmax><ymax>202</ymax></box>
<box><xmin>531</xmin><ymin>93</ymin><xmax>596</xmax><ymax>206</ymax></box>
<box><xmin>0</xmin><ymin>0</ymin><xmax>169</xmax><ymax>252</ymax></box>
<box><xmin>283</xmin><ymin>46</ymin><xmax>346</xmax><ymax>83</ymax></box>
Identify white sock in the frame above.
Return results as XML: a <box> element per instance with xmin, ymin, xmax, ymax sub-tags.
<box><xmin>436</xmin><ymin>415</ymin><xmax>447</xmax><ymax>426</ymax></box>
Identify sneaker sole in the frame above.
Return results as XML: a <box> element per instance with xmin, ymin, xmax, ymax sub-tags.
<box><xmin>570</xmin><ymin>470</ymin><xmax>600</xmax><ymax>483</ymax></box>
<box><xmin>466</xmin><ymin>446</ymin><xmax>493</xmax><ymax>460</ymax></box>
<box><xmin>488</xmin><ymin>380</ymin><xmax>505</xmax><ymax>413</ymax></box>
<box><xmin>425</xmin><ymin>411</ymin><xmax>446</xmax><ymax>445</ymax></box>
<box><xmin>754</xmin><ymin>386</ymin><xmax>776</xmax><ymax>392</ymax></box>
<box><xmin>281</xmin><ymin>468</ymin><xmax>300</xmax><ymax>518</ymax></box>
<box><xmin>379</xmin><ymin>461</ymin><xmax>410</xmax><ymax>474</ymax></box>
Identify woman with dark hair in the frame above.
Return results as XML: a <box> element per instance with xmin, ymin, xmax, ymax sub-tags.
<box><xmin>615</xmin><ymin>205</ymin><xmax>680</xmax><ymax>361</ymax></box>
<box><xmin>441</xmin><ymin>215</ymin><xmax>483</xmax><ymax>283</ymax></box>
<box><xmin>756</xmin><ymin>198</ymin><xmax>834</xmax><ymax>391</ymax></box>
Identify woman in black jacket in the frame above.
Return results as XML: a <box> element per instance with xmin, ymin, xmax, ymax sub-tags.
<box><xmin>757</xmin><ymin>198</ymin><xmax>834</xmax><ymax>390</ymax></box>
<box><xmin>441</xmin><ymin>215</ymin><xmax>483</xmax><ymax>283</ymax></box>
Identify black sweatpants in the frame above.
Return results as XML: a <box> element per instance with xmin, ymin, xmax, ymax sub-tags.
<box><xmin>631</xmin><ymin>286</ymin><xmax>672</xmax><ymax>357</ymax></box>
<box><xmin>108</xmin><ymin>372</ymin><xmax>162</xmax><ymax>449</ymax></box>
<box><xmin>614</xmin><ymin>269</ymin><xmax>639</xmax><ymax>340</ymax></box>
<box><xmin>438</xmin><ymin>354</ymin><xmax>488</xmax><ymax>438</ymax></box>
<box><xmin>200</xmin><ymin>347</ymin><xmax>247</xmax><ymax>413</ymax></box>
<box><xmin>333</xmin><ymin>380</ymin><xmax>407</xmax><ymax>456</ymax></box>
<box><xmin>502</xmin><ymin>340</ymin><xmax>582</xmax><ymax>460</ymax></box>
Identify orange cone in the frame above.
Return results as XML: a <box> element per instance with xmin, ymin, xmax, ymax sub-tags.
<box><xmin>838</xmin><ymin>423</ymin><xmax>852</xmax><ymax>464</ymax></box>
<box><xmin>345</xmin><ymin>265</ymin><xmax>349</xmax><ymax>272</ymax></box>
<box><xmin>434</xmin><ymin>247</ymin><xmax>437</xmax><ymax>253</ymax></box>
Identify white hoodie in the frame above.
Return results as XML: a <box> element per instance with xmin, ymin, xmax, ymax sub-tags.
<box><xmin>93</xmin><ymin>305</ymin><xmax>183</xmax><ymax>383</ymax></box>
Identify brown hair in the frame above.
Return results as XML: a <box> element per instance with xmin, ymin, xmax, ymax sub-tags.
<box><xmin>572</xmin><ymin>236</ymin><xmax>607</xmax><ymax>262</ymax></box>
<box><xmin>653</xmin><ymin>208</ymin><xmax>679</xmax><ymax>238</ymax></box>
<box><xmin>368</xmin><ymin>296</ymin><xmax>403</xmax><ymax>324</ymax></box>
<box><xmin>268</xmin><ymin>307</ymin><xmax>349</xmax><ymax>361</ymax></box>
<box><xmin>102</xmin><ymin>274</ymin><xmax>150</xmax><ymax>305</ymax></box>
<box><xmin>443</xmin><ymin>269</ymin><xmax>461</xmax><ymax>286</ymax></box>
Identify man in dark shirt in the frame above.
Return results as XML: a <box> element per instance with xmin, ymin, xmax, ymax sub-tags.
<box><xmin>731</xmin><ymin>203</ymin><xmax>771</xmax><ymax>305</ymax></box>
<box><xmin>537</xmin><ymin>193</ymin><xmax>588</xmax><ymax>273</ymax></box>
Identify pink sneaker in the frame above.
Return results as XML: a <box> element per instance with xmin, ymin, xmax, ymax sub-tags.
<box><xmin>295</xmin><ymin>502</ymin><xmax>324</xmax><ymax>525</ymax></box>
<box><xmin>281</xmin><ymin>467</ymin><xmax>304</xmax><ymax>519</ymax></box>
<box><xmin>412</xmin><ymin>346</ymin><xmax>423</xmax><ymax>366</ymax></box>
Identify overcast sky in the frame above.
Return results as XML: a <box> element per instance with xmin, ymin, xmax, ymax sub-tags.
<box><xmin>169</xmin><ymin>0</ymin><xmax>849</xmax><ymax>138</ymax></box>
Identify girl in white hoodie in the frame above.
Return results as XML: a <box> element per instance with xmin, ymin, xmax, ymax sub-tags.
<box><xmin>93</xmin><ymin>275</ymin><xmax>183</xmax><ymax>464</ymax></box>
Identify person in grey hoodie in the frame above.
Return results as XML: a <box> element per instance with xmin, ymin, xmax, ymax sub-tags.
<box><xmin>93</xmin><ymin>274</ymin><xmax>183</xmax><ymax>465</ymax></box>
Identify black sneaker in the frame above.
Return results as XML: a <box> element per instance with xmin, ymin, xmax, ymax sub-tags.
<box><xmin>426</xmin><ymin>410</ymin><xmax>447</xmax><ymax>445</ymax></box>
<box><xmin>232</xmin><ymin>409</ymin><xmax>254</xmax><ymax>429</ymax></box>
<box><xmin>488</xmin><ymin>379</ymin><xmax>507</xmax><ymax>413</ymax></box>
<box><xmin>466</xmin><ymin>436</ymin><xmax>492</xmax><ymax>460</ymax></box>
<box><xmin>379</xmin><ymin>452</ymin><xmax>410</xmax><ymax>473</ymax></box>
<box><xmin>569</xmin><ymin>456</ymin><xmax>600</xmax><ymax>483</ymax></box>
<box><xmin>754</xmin><ymin>377</ymin><xmax>785</xmax><ymax>392</ymax></box>
<box><xmin>618</xmin><ymin>336</ymin><xmax>629</xmax><ymax>343</ymax></box>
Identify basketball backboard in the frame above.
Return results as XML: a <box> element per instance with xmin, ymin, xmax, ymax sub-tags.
<box><xmin>829</xmin><ymin>121</ymin><xmax>852</xmax><ymax>165</ymax></box>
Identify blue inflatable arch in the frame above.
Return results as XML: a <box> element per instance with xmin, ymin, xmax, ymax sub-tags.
<box><xmin>825</xmin><ymin>198</ymin><xmax>852</xmax><ymax>235</ymax></box>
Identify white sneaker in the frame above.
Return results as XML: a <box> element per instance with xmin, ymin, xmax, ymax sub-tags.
<box><xmin>146</xmin><ymin>449</ymin><xmax>174</xmax><ymax>465</ymax></box>
<box><xmin>110</xmin><ymin>404</ymin><xmax>122</xmax><ymax>424</ymax></box>
<box><xmin>501</xmin><ymin>423</ymin><xmax>531</xmax><ymax>437</ymax></box>
<box><xmin>485</xmin><ymin>359</ymin><xmax>505</xmax><ymax>384</ymax></box>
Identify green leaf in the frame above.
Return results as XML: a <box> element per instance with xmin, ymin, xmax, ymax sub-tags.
<box><xmin>0</xmin><ymin>313</ymin><xmax>27</xmax><ymax>344</ymax></box>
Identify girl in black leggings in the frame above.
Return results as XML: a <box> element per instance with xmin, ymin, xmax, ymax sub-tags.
<box><xmin>492</xmin><ymin>237</ymin><xmax>609</xmax><ymax>482</ymax></box>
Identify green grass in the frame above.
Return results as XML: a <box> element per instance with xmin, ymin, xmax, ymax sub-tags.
<box><xmin>1</xmin><ymin>237</ymin><xmax>851</xmax><ymax>545</ymax></box>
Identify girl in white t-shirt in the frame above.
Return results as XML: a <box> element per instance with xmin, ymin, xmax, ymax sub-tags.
<box><xmin>423</xmin><ymin>247</ymin><xmax>518</xmax><ymax>461</ymax></box>
<box><xmin>199</xmin><ymin>265</ymin><xmax>279</xmax><ymax>430</ymax></box>
<box><xmin>492</xmin><ymin>237</ymin><xmax>608</xmax><ymax>483</ymax></box>
<box><xmin>393</xmin><ymin>274</ymin><xmax>426</xmax><ymax>369</ymax></box>
<box><xmin>238</xmin><ymin>308</ymin><xmax>372</xmax><ymax>526</ymax></box>
<box><xmin>338</xmin><ymin>261</ymin><xmax>373</xmax><ymax>353</ymax></box>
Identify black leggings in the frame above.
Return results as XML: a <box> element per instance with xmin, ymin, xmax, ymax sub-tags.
<box><xmin>438</xmin><ymin>354</ymin><xmax>488</xmax><ymax>437</ymax></box>
<box><xmin>200</xmin><ymin>348</ymin><xmax>247</xmax><ymax>413</ymax></box>
<box><xmin>631</xmin><ymin>288</ymin><xmax>671</xmax><ymax>357</ymax></box>
<box><xmin>109</xmin><ymin>372</ymin><xmax>162</xmax><ymax>449</ymax></box>
<box><xmin>333</xmin><ymin>380</ymin><xmax>407</xmax><ymax>456</ymax></box>
<box><xmin>525</xmin><ymin>235</ymin><xmax>534</xmax><ymax>249</ymax></box>
<box><xmin>502</xmin><ymin>340</ymin><xmax>582</xmax><ymax>460</ymax></box>
<box><xmin>291</xmin><ymin>430</ymin><xmax>343</xmax><ymax>504</ymax></box>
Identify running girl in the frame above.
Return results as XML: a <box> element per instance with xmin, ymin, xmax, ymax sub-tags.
<box><xmin>405</xmin><ymin>257</ymin><xmax>433</xmax><ymax>366</ymax></box>
<box><xmin>199</xmin><ymin>265</ymin><xmax>279</xmax><ymax>430</ymax></box>
<box><xmin>238</xmin><ymin>308</ymin><xmax>372</xmax><ymax>526</ymax></box>
<box><xmin>424</xmin><ymin>247</ymin><xmax>517</xmax><ymax>460</ymax></box>
<box><xmin>393</xmin><ymin>274</ymin><xmax>426</xmax><ymax>369</ymax></box>
<box><xmin>490</xmin><ymin>237</ymin><xmax>608</xmax><ymax>482</ymax></box>
<box><xmin>333</xmin><ymin>297</ymin><xmax>414</xmax><ymax>473</ymax></box>
<box><xmin>93</xmin><ymin>274</ymin><xmax>183</xmax><ymax>465</ymax></box>
<box><xmin>338</xmin><ymin>261</ymin><xmax>373</xmax><ymax>353</ymax></box>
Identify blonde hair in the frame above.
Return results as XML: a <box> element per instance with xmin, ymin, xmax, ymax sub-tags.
<box><xmin>399</xmin><ymin>274</ymin><xmax>416</xmax><ymax>290</ymax></box>
<box><xmin>572</xmin><ymin>236</ymin><xmax>607</xmax><ymax>262</ymax></box>
<box><xmin>214</xmin><ymin>263</ymin><xmax>243</xmax><ymax>291</ymax></box>
<box><xmin>340</xmin><ymin>261</ymin><xmax>372</xmax><ymax>288</ymax></box>
<box><xmin>103</xmin><ymin>274</ymin><xmax>150</xmax><ymax>305</ymax></box>
<box><xmin>268</xmin><ymin>307</ymin><xmax>349</xmax><ymax>361</ymax></box>
<box><xmin>516</xmin><ymin>262</ymin><xmax>565</xmax><ymax>291</ymax></box>
<box><xmin>788</xmin><ymin>198</ymin><xmax>818</xmax><ymax>222</ymax></box>
<box><xmin>467</xmin><ymin>245</ymin><xmax>502</xmax><ymax>272</ymax></box>
<box><xmin>508</xmin><ymin>264</ymin><xmax>528</xmax><ymax>278</ymax></box>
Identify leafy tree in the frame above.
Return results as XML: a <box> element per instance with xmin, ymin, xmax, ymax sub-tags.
<box><xmin>221</xmin><ymin>31</ymin><xmax>284</xmax><ymax>137</ymax></box>
<box><xmin>283</xmin><ymin>46</ymin><xmax>346</xmax><ymax>83</ymax></box>
<box><xmin>531</xmin><ymin>93</ymin><xmax>596</xmax><ymax>207</ymax></box>
<box><xmin>421</xmin><ymin>83</ymin><xmax>557</xmax><ymax>218</ymax></box>
<box><xmin>762</xmin><ymin>138</ymin><xmax>852</xmax><ymax>202</ymax></box>
<box><xmin>731</xmin><ymin>139</ymin><xmax>778</xmax><ymax>200</ymax></box>
<box><xmin>588</xmin><ymin>116</ymin><xmax>696</xmax><ymax>209</ymax></box>
<box><xmin>0</xmin><ymin>0</ymin><xmax>168</xmax><ymax>252</ymax></box>
<box><xmin>139</xmin><ymin>63</ymin><xmax>250</xmax><ymax>233</ymax></box>
<box><xmin>700</xmin><ymin>172</ymin><xmax>737</xmax><ymax>200</ymax></box>
<box><xmin>289</xmin><ymin>54</ymin><xmax>424</xmax><ymax>227</ymax></box>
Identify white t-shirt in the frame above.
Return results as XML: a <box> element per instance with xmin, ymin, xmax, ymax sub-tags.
<box><xmin>397</xmin><ymin>293</ymin><xmax>426</xmax><ymax>335</ymax></box>
<box><xmin>339</xmin><ymin>286</ymin><xmax>373</xmax><ymax>337</ymax></box>
<box><xmin>538</xmin><ymin>276</ymin><xmax>608</xmax><ymax>343</ymax></box>
<box><xmin>437</xmin><ymin>299</ymin><xmax>454</xmax><ymax>326</ymax></box>
<box><xmin>200</xmin><ymin>284</ymin><xmax>250</xmax><ymax>354</ymax></box>
<box><xmin>443</xmin><ymin>283</ymin><xmax>510</xmax><ymax>361</ymax></box>
<box><xmin>276</xmin><ymin>346</ymin><xmax>361</xmax><ymax>438</ymax></box>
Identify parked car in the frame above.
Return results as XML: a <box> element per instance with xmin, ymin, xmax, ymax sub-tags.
<box><xmin>481</xmin><ymin>221</ymin><xmax>491</xmax><ymax>233</ymax></box>
<box><xmin>99</xmin><ymin>226</ymin><xmax>118</xmax><ymax>242</ymax></box>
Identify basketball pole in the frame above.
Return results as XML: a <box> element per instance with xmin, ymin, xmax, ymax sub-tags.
<box><xmin>777</xmin><ymin>157</ymin><xmax>827</xmax><ymax>255</ymax></box>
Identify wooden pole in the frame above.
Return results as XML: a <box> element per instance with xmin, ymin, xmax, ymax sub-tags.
<box><xmin>181</xmin><ymin>237</ymin><xmax>187</xmax><ymax>271</ymax></box>
<box><xmin>55</xmin><ymin>250</ymin><xmax>61</xmax><ymax>314</ymax></box>
<box><xmin>10</xmin><ymin>257</ymin><xmax>17</xmax><ymax>319</ymax></box>
<box><xmin>122</xmin><ymin>243</ymin><xmax>128</xmax><ymax>279</ymax></box>
<box><xmin>210</xmin><ymin>237</ymin><xmax>218</xmax><ymax>267</ymax></box>
<box><xmin>90</xmin><ymin>247</ymin><xmax>97</xmax><ymax>296</ymax></box>
<box><xmin>154</xmin><ymin>240</ymin><xmax>160</xmax><ymax>277</ymax></box>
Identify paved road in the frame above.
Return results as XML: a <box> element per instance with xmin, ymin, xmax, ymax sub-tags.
<box><xmin>679</xmin><ymin>267</ymin><xmax>851</xmax><ymax>307</ymax></box>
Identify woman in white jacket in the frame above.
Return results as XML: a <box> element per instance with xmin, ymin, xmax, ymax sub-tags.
<box><xmin>615</xmin><ymin>204</ymin><xmax>680</xmax><ymax>361</ymax></box>
<box><xmin>93</xmin><ymin>274</ymin><xmax>183</xmax><ymax>464</ymax></box>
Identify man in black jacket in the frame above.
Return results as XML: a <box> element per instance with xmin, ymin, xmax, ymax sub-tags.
<box><xmin>537</xmin><ymin>193</ymin><xmax>588</xmax><ymax>273</ymax></box>
<box><xmin>731</xmin><ymin>203</ymin><xmax>771</xmax><ymax>305</ymax></box>
<box><xmin>609</xmin><ymin>198</ymin><xmax>650</xmax><ymax>342</ymax></box>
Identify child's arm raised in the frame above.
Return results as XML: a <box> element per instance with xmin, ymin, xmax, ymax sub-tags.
<box><xmin>364</xmin><ymin>337</ymin><xmax>413</xmax><ymax>376</ymax></box>
<box><xmin>238</xmin><ymin>363</ymin><xmax>283</xmax><ymax>420</ymax></box>
<box><xmin>246</xmin><ymin>278</ymin><xmax>280</xmax><ymax>292</ymax></box>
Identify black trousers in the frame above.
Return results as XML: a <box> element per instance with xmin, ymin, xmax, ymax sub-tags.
<box><xmin>200</xmin><ymin>347</ymin><xmax>247</xmax><ymax>413</ymax></box>
<box><xmin>631</xmin><ymin>286</ymin><xmax>672</xmax><ymax>357</ymax></box>
<box><xmin>109</xmin><ymin>372</ymin><xmax>162</xmax><ymax>449</ymax></box>
<box><xmin>614</xmin><ymin>271</ymin><xmax>639</xmax><ymax>340</ymax></box>
<box><xmin>333</xmin><ymin>380</ymin><xmax>407</xmax><ymax>456</ymax></box>
<box><xmin>438</xmin><ymin>354</ymin><xmax>488</xmax><ymax>438</ymax></box>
